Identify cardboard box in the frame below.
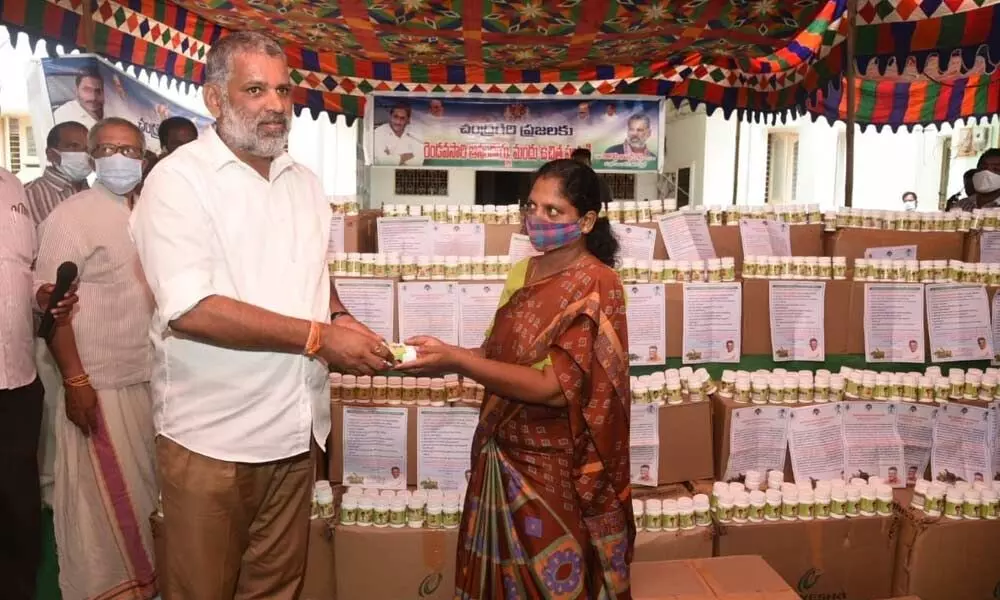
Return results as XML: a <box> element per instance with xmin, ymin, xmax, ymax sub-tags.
<box><xmin>716</xmin><ymin>517</ymin><xmax>896</xmax><ymax>600</ymax></box>
<box><xmin>633</xmin><ymin>528</ymin><xmax>714</xmax><ymax>562</ymax></box>
<box><xmin>825</xmin><ymin>229</ymin><xmax>966</xmax><ymax>264</ymax></box>
<box><xmin>334</xmin><ymin>526</ymin><xmax>457</xmax><ymax>600</ymax></box>
<box><xmin>301</xmin><ymin>519</ymin><xmax>337</xmax><ymax>600</ymax></box>
<box><xmin>484</xmin><ymin>223</ymin><xmax>523</xmax><ymax>255</ymax></box>
<box><xmin>664</xmin><ymin>283</ymin><xmax>684</xmax><ymax>358</ymax></box>
<box><xmin>709</xmin><ymin>224</ymin><xmax>826</xmax><ymax>274</ymax></box>
<box><xmin>711</xmin><ymin>394</ymin><xmax>794</xmax><ymax>483</ymax></box>
<box><xmin>631</xmin><ymin>556</ymin><xmax>799</xmax><ymax>600</ymax></box>
<box><xmin>654</xmin><ymin>401</ymin><xmax>714</xmax><ymax>485</ymax></box>
<box><xmin>741</xmin><ymin>279</ymin><xmax>854</xmax><ymax>356</ymax></box>
<box><xmin>892</xmin><ymin>505</ymin><xmax>1000</xmax><ymax>600</ymax></box>
<box><xmin>328</xmin><ymin>403</ymin><xmax>420</xmax><ymax>486</ymax></box>
<box><xmin>345</xmin><ymin>212</ymin><xmax>379</xmax><ymax>253</ymax></box>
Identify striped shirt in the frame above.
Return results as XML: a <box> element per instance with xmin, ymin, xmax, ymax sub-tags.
<box><xmin>34</xmin><ymin>184</ymin><xmax>153</xmax><ymax>390</ymax></box>
<box><xmin>23</xmin><ymin>168</ymin><xmax>88</xmax><ymax>227</ymax></box>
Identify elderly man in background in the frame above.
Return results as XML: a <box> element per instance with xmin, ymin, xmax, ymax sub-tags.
<box><xmin>36</xmin><ymin>116</ymin><xmax>158</xmax><ymax>600</ymax></box>
<box><xmin>131</xmin><ymin>31</ymin><xmax>393</xmax><ymax>599</ymax></box>
<box><xmin>1</xmin><ymin>168</ymin><xmax>79</xmax><ymax>600</ymax></box>
<box><xmin>24</xmin><ymin>120</ymin><xmax>92</xmax><ymax>507</ymax></box>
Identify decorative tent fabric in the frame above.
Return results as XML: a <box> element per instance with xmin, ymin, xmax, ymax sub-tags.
<box><xmin>809</xmin><ymin>70</ymin><xmax>1000</xmax><ymax>132</ymax></box>
<box><xmin>0</xmin><ymin>0</ymin><xmax>998</xmax><ymax>126</ymax></box>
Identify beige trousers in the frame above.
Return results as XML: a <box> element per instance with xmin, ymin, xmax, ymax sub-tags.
<box><xmin>156</xmin><ymin>437</ymin><xmax>312</xmax><ymax>600</ymax></box>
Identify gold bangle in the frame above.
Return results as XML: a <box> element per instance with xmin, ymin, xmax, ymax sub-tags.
<box><xmin>64</xmin><ymin>374</ymin><xmax>90</xmax><ymax>388</ymax></box>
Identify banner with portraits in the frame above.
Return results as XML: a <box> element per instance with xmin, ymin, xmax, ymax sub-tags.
<box><xmin>38</xmin><ymin>54</ymin><xmax>212</xmax><ymax>153</ymax></box>
<box><xmin>365</xmin><ymin>93</ymin><xmax>664</xmax><ymax>172</ymax></box>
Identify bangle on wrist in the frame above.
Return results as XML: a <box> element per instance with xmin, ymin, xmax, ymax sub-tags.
<box><xmin>64</xmin><ymin>373</ymin><xmax>90</xmax><ymax>388</ymax></box>
<box><xmin>304</xmin><ymin>321</ymin><xmax>324</xmax><ymax>357</ymax></box>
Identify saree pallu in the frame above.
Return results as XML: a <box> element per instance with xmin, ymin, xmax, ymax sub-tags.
<box><xmin>456</xmin><ymin>257</ymin><xmax>634</xmax><ymax>600</ymax></box>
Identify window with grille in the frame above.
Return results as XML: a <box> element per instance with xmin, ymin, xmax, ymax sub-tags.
<box><xmin>394</xmin><ymin>169</ymin><xmax>448</xmax><ymax>196</ymax></box>
<box><xmin>599</xmin><ymin>173</ymin><xmax>636</xmax><ymax>201</ymax></box>
<box><xmin>8</xmin><ymin>117</ymin><xmax>22</xmax><ymax>173</ymax></box>
<box><xmin>765</xmin><ymin>132</ymin><xmax>799</xmax><ymax>205</ymax></box>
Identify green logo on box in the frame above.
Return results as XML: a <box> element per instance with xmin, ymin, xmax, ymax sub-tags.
<box><xmin>798</xmin><ymin>568</ymin><xmax>822</xmax><ymax>593</ymax></box>
<box><xmin>419</xmin><ymin>573</ymin><xmax>443</xmax><ymax>597</ymax></box>
<box><xmin>796</xmin><ymin>568</ymin><xmax>847</xmax><ymax>600</ymax></box>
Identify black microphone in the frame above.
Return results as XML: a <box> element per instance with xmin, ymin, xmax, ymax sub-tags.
<box><xmin>38</xmin><ymin>261</ymin><xmax>78</xmax><ymax>341</ymax></box>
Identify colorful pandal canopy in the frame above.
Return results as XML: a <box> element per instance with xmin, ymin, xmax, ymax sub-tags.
<box><xmin>0</xmin><ymin>0</ymin><xmax>998</xmax><ymax>126</ymax></box>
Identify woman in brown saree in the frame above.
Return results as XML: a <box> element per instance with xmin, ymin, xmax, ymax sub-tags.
<box><xmin>398</xmin><ymin>158</ymin><xmax>634</xmax><ymax>599</ymax></box>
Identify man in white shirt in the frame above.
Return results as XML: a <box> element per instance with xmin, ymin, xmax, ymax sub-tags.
<box><xmin>0</xmin><ymin>168</ymin><xmax>77</xmax><ymax>600</ymax></box>
<box><xmin>372</xmin><ymin>102</ymin><xmax>425</xmax><ymax>166</ymax></box>
<box><xmin>131</xmin><ymin>31</ymin><xmax>394</xmax><ymax>599</ymax></box>
<box><xmin>52</xmin><ymin>69</ymin><xmax>105</xmax><ymax>130</ymax></box>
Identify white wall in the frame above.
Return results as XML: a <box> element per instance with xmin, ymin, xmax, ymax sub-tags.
<box><xmin>701</xmin><ymin>115</ymin><xmax>738</xmax><ymax>206</ymax></box>
<box><xmin>369</xmin><ymin>168</ymin><xmax>477</xmax><ymax>207</ymax></box>
<box><xmin>735</xmin><ymin>114</ymin><xmax>993</xmax><ymax>211</ymax></box>
<box><xmin>663</xmin><ymin>111</ymin><xmax>706</xmax><ymax>205</ymax></box>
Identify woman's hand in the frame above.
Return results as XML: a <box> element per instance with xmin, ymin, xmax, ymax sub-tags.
<box><xmin>396</xmin><ymin>336</ymin><xmax>462</xmax><ymax>376</ymax></box>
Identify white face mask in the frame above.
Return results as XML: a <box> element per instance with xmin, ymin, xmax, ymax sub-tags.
<box><xmin>55</xmin><ymin>151</ymin><xmax>93</xmax><ymax>182</ymax></box>
<box><xmin>95</xmin><ymin>154</ymin><xmax>143</xmax><ymax>196</ymax></box>
<box><xmin>973</xmin><ymin>170</ymin><xmax>1000</xmax><ymax>194</ymax></box>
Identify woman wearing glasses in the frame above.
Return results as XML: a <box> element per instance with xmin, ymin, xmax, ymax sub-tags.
<box><xmin>398</xmin><ymin>159</ymin><xmax>633</xmax><ymax>599</ymax></box>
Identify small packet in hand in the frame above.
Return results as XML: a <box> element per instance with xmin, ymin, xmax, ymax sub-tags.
<box><xmin>388</xmin><ymin>343</ymin><xmax>418</xmax><ymax>364</ymax></box>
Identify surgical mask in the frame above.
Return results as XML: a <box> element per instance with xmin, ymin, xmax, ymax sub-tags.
<box><xmin>95</xmin><ymin>154</ymin><xmax>143</xmax><ymax>196</ymax></box>
<box><xmin>524</xmin><ymin>214</ymin><xmax>582</xmax><ymax>252</ymax></box>
<box><xmin>973</xmin><ymin>170</ymin><xmax>1000</xmax><ymax>194</ymax></box>
<box><xmin>55</xmin><ymin>151</ymin><xmax>93</xmax><ymax>182</ymax></box>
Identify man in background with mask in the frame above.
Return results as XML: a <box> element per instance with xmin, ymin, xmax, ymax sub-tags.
<box><xmin>23</xmin><ymin>120</ymin><xmax>93</xmax><ymax>508</ymax></box>
<box><xmin>34</xmin><ymin>116</ymin><xmax>158</xmax><ymax>600</ymax></box>
<box><xmin>954</xmin><ymin>149</ymin><xmax>1000</xmax><ymax>211</ymax></box>
<box><xmin>24</xmin><ymin>121</ymin><xmax>91</xmax><ymax>227</ymax></box>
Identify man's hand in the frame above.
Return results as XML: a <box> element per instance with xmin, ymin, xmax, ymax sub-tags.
<box><xmin>399</xmin><ymin>152</ymin><xmax>414</xmax><ymax>165</ymax></box>
<box><xmin>335</xmin><ymin>314</ymin><xmax>379</xmax><ymax>339</ymax></box>
<box><xmin>65</xmin><ymin>383</ymin><xmax>100</xmax><ymax>436</ymax></box>
<box><xmin>318</xmin><ymin>323</ymin><xmax>394</xmax><ymax>376</ymax></box>
<box><xmin>36</xmin><ymin>280</ymin><xmax>80</xmax><ymax>324</ymax></box>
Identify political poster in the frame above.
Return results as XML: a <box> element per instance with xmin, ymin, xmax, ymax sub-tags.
<box><xmin>38</xmin><ymin>54</ymin><xmax>212</xmax><ymax>153</ymax></box>
<box><xmin>365</xmin><ymin>93</ymin><xmax>664</xmax><ymax>172</ymax></box>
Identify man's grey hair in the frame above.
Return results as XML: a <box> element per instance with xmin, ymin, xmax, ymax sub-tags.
<box><xmin>87</xmin><ymin>117</ymin><xmax>146</xmax><ymax>153</ymax></box>
<box><xmin>205</xmin><ymin>31</ymin><xmax>285</xmax><ymax>87</ymax></box>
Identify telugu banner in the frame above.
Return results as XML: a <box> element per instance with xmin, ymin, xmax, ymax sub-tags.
<box><xmin>37</xmin><ymin>54</ymin><xmax>213</xmax><ymax>153</ymax></box>
<box><xmin>365</xmin><ymin>93</ymin><xmax>664</xmax><ymax>172</ymax></box>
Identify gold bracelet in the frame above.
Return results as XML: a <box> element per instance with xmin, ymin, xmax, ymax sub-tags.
<box><xmin>304</xmin><ymin>321</ymin><xmax>323</xmax><ymax>357</ymax></box>
<box><xmin>64</xmin><ymin>374</ymin><xmax>90</xmax><ymax>388</ymax></box>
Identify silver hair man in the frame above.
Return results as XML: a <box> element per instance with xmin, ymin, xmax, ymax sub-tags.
<box><xmin>204</xmin><ymin>31</ymin><xmax>291</xmax><ymax>159</ymax></box>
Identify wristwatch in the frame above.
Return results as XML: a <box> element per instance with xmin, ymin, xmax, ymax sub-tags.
<box><xmin>330</xmin><ymin>311</ymin><xmax>352</xmax><ymax>323</ymax></box>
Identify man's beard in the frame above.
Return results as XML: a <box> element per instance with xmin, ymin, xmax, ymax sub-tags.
<box><xmin>217</xmin><ymin>93</ymin><xmax>290</xmax><ymax>158</ymax></box>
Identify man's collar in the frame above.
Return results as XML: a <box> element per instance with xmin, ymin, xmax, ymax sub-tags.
<box><xmin>203</xmin><ymin>126</ymin><xmax>295</xmax><ymax>180</ymax></box>
<box><xmin>92</xmin><ymin>181</ymin><xmax>129</xmax><ymax>204</ymax></box>
<box><xmin>42</xmin><ymin>166</ymin><xmax>76</xmax><ymax>188</ymax></box>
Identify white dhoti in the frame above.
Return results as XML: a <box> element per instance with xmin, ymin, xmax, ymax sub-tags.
<box><xmin>53</xmin><ymin>382</ymin><xmax>159</xmax><ymax>600</ymax></box>
<box><xmin>35</xmin><ymin>339</ymin><xmax>62</xmax><ymax>507</ymax></box>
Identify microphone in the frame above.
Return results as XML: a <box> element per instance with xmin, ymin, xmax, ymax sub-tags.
<box><xmin>38</xmin><ymin>261</ymin><xmax>78</xmax><ymax>341</ymax></box>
